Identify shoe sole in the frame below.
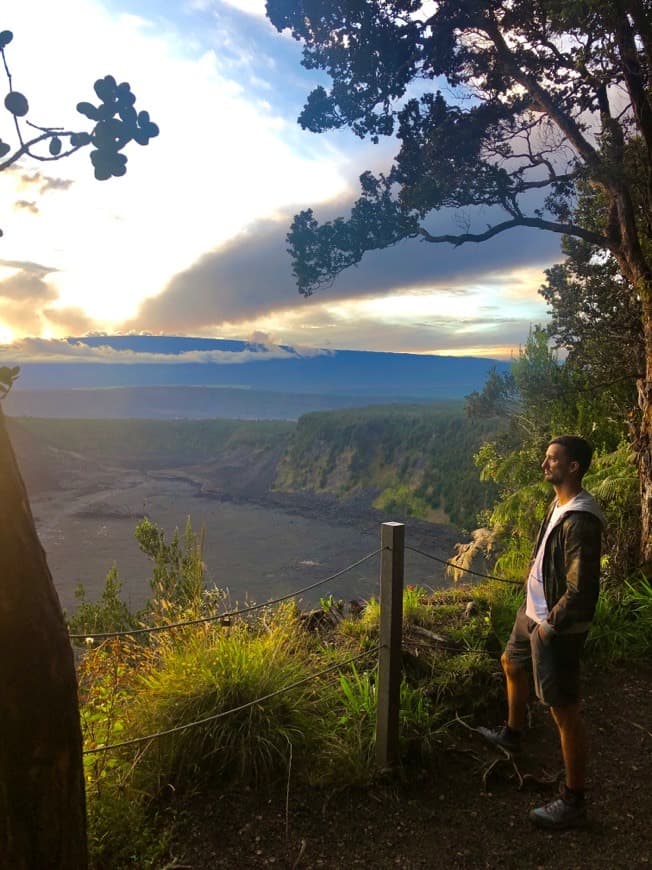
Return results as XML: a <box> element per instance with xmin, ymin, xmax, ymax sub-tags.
<box><xmin>529</xmin><ymin>811</ymin><xmax>587</xmax><ymax>830</ymax></box>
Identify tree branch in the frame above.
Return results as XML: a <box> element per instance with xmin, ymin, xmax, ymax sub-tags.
<box><xmin>484</xmin><ymin>18</ymin><xmax>601</xmax><ymax>171</ymax></box>
<box><xmin>0</xmin><ymin>131</ymin><xmax>85</xmax><ymax>172</ymax></box>
<box><xmin>614</xmin><ymin>2</ymin><xmax>652</xmax><ymax>167</ymax></box>
<box><xmin>418</xmin><ymin>216</ymin><xmax>609</xmax><ymax>249</ymax></box>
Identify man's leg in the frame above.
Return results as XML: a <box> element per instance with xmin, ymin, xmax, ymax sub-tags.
<box><xmin>550</xmin><ymin>702</ymin><xmax>586</xmax><ymax>792</ymax></box>
<box><xmin>529</xmin><ymin>643</ymin><xmax>588</xmax><ymax>830</ymax></box>
<box><xmin>477</xmin><ymin>606</ymin><xmax>531</xmax><ymax>752</ymax></box>
<box><xmin>503</xmin><ymin>653</ymin><xmax>529</xmax><ymax>733</ymax></box>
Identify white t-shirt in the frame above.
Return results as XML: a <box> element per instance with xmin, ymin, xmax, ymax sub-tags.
<box><xmin>525</xmin><ymin>494</ymin><xmax>583</xmax><ymax>623</ymax></box>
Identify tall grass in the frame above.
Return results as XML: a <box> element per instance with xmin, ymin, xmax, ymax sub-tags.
<box><xmin>76</xmin><ymin>571</ymin><xmax>652</xmax><ymax>868</ymax></box>
<box><xmin>129</xmin><ymin>606</ymin><xmax>325</xmax><ymax>791</ymax></box>
<box><xmin>585</xmin><ymin>573</ymin><xmax>652</xmax><ymax>662</ymax></box>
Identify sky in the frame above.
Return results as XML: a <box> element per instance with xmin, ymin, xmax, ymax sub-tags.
<box><xmin>0</xmin><ymin>0</ymin><xmax>563</xmax><ymax>360</ymax></box>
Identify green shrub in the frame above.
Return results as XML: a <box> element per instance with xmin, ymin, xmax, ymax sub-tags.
<box><xmin>129</xmin><ymin>607</ymin><xmax>321</xmax><ymax>791</ymax></box>
<box><xmin>585</xmin><ymin>574</ymin><xmax>652</xmax><ymax>662</ymax></box>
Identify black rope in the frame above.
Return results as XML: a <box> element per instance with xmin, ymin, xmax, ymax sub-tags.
<box><xmin>83</xmin><ymin>645</ymin><xmax>380</xmax><ymax>755</ymax></box>
<box><xmin>405</xmin><ymin>544</ymin><xmax>523</xmax><ymax>586</ymax></box>
<box><xmin>70</xmin><ymin>548</ymin><xmax>384</xmax><ymax>641</ymax></box>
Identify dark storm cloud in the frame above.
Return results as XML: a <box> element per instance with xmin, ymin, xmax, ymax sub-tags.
<box><xmin>127</xmin><ymin>196</ymin><xmax>563</xmax><ymax>334</ymax></box>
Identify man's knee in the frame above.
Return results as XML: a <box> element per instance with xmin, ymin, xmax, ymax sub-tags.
<box><xmin>551</xmin><ymin>702</ymin><xmax>582</xmax><ymax>729</ymax></box>
<box><xmin>501</xmin><ymin>652</ymin><xmax>525</xmax><ymax>678</ymax></box>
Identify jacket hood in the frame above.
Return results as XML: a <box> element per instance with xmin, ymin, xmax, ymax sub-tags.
<box><xmin>556</xmin><ymin>489</ymin><xmax>607</xmax><ymax>530</ymax></box>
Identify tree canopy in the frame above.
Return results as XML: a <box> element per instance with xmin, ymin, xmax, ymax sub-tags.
<box><xmin>267</xmin><ymin>0</ymin><xmax>652</xmax><ymax>566</ymax></box>
<box><xmin>267</xmin><ymin>0</ymin><xmax>649</xmax><ymax>295</ymax></box>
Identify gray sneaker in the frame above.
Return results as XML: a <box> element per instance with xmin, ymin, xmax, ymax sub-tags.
<box><xmin>476</xmin><ymin>725</ymin><xmax>521</xmax><ymax>753</ymax></box>
<box><xmin>529</xmin><ymin>797</ymin><xmax>587</xmax><ymax>830</ymax></box>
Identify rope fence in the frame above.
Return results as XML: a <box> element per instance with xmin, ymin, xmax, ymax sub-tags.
<box><xmin>70</xmin><ymin>547</ymin><xmax>384</xmax><ymax>642</ymax></box>
<box><xmin>83</xmin><ymin>645</ymin><xmax>380</xmax><ymax>755</ymax></box>
<box><xmin>74</xmin><ymin>522</ymin><xmax>519</xmax><ymax>767</ymax></box>
<box><xmin>405</xmin><ymin>544</ymin><xmax>523</xmax><ymax>586</ymax></box>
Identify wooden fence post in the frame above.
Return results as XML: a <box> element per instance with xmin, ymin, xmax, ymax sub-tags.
<box><xmin>376</xmin><ymin>521</ymin><xmax>405</xmax><ymax>770</ymax></box>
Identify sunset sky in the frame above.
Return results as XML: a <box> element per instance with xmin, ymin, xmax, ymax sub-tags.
<box><xmin>0</xmin><ymin>0</ymin><xmax>563</xmax><ymax>360</ymax></box>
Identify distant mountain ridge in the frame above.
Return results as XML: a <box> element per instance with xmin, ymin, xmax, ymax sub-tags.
<box><xmin>11</xmin><ymin>335</ymin><xmax>510</xmax><ymax>401</ymax></box>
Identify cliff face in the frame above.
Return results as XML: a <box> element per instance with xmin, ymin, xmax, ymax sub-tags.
<box><xmin>8</xmin><ymin>406</ymin><xmax>498</xmax><ymax>531</ymax></box>
<box><xmin>273</xmin><ymin>404</ymin><xmax>498</xmax><ymax>530</ymax></box>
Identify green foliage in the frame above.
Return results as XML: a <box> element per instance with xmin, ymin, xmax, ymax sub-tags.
<box><xmin>320</xmin><ymin>665</ymin><xmax>377</xmax><ymax>784</ymax></box>
<box><xmin>67</xmin><ymin>564</ymin><xmax>138</xmax><ymax>640</ymax></box>
<box><xmin>135</xmin><ymin>517</ymin><xmax>206</xmax><ymax>620</ymax></box>
<box><xmin>319</xmin><ymin>666</ymin><xmax>435</xmax><ymax>784</ymax></box>
<box><xmin>75</xmin><ymin>559</ymin><xmax>652</xmax><ymax>867</ymax></box>
<box><xmin>373</xmin><ymin>484</ymin><xmax>432</xmax><ymax>519</ymax></box>
<box><xmin>130</xmin><ymin>607</ymin><xmax>320</xmax><ymax>790</ymax></box>
<box><xmin>11</xmin><ymin>417</ymin><xmax>294</xmax><ymax>468</ymax></box>
<box><xmin>470</xmin><ymin>323</ymin><xmax>639</xmax><ymax>581</ymax></box>
<box><xmin>585</xmin><ymin>575</ymin><xmax>652</xmax><ymax>663</ymax></box>
<box><xmin>0</xmin><ymin>364</ymin><xmax>19</xmax><ymax>398</ymax></box>
<box><xmin>68</xmin><ymin>516</ymin><xmax>211</xmax><ymax>643</ymax></box>
<box><xmin>539</xmin><ymin>203</ymin><xmax>643</xmax><ymax>408</ymax></box>
<box><xmin>80</xmin><ymin>641</ymin><xmax>172</xmax><ymax>868</ymax></box>
<box><xmin>280</xmin><ymin>402</ymin><xmax>498</xmax><ymax>529</ymax></box>
<box><xmin>584</xmin><ymin>444</ymin><xmax>639</xmax><ymax>584</ymax></box>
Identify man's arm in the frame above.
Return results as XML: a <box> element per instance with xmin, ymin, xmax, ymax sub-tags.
<box><xmin>543</xmin><ymin>513</ymin><xmax>602</xmax><ymax>635</ymax></box>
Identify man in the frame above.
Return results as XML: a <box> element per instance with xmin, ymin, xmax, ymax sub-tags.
<box><xmin>478</xmin><ymin>435</ymin><xmax>606</xmax><ymax>829</ymax></box>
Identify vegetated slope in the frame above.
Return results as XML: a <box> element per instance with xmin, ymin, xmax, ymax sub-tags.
<box><xmin>9</xmin><ymin>405</ymin><xmax>497</xmax><ymax>529</ymax></box>
<box><xmin>274</xmin><ymin>403</ymin><xmax>499</xmax><ymax>529</ymax></box>
<box><xmin>8</xmin><ymin>417</ymin><xmax>294</xmax><ymax>470</ymax></box>
<box><xmin>4</xmin><ymin>385</ymin><xmax>436</xmax><ymax>420</ymax></box>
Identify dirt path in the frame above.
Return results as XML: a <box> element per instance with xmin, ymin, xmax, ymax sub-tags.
<box><xmin>172</xmin><ymin>663</ymin><xmax>652</xmax><ymax>869</ymax></box>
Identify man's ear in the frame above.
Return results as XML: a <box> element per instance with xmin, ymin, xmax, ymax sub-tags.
<box><xmin>569</xmin><ymin>460</ymin><xmax>580</xmax><ymax>476</ymax></box>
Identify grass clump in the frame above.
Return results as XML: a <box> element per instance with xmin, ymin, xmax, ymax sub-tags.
<box><xmin>586</xmin><ymin>574</ymin><xmax>652</xmax><ymax>662</ymax></box>
<box><xmin>130</xmin><ymin>605</ymin><xmax>323</xmax><ymax>791</ymax></box>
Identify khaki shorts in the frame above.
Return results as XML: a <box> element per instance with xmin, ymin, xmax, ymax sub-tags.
<box><xmin>504</xmin><ymin>602</ymin><xmax>587</xmax><ymax>707</ymax></box>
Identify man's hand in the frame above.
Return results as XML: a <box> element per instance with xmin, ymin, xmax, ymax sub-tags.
<box><xmin>537</xmin><ymin>622</ymin><xmax>554</xmax><ymax>644</ymax></box>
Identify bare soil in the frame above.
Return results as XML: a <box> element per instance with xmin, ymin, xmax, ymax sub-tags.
<box><xmin>171</xmin><ymin>663</ymin><xmax>652</xmax><ymax>869</ymax></box>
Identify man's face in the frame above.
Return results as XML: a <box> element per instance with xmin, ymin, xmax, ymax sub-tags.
<box><xmin>541</xmin><ymin>443</ymin><xmax>578</xmax><ymax>486</ymax></box>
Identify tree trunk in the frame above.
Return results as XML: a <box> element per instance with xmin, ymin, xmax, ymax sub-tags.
<box><xmin>638</xmin><ymin>293</ymin><xmax>652</xmax><ymax>570</ymax></box>
<box><xmin>0</xmin><ymin>407</ymin><xmax>87</xmax><ymax>869</ymax></box>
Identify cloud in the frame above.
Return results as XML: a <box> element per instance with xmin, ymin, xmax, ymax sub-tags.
<box><xmin>0</xmin><ymin>270</ymin><xmax>58</xmax><ymax>302</ymax></box>
<box><xmin>0</xmin><ymin>265</ymin><xmax>59</xmax><ymax>334</ymax></box>
<box><xmin>39</xmin><ymin>177</ymin><xmax>74</xmax><ymax>194</ymax></box>
<box><xmin>13</xmin><ymin>200</ymin><xmax>39</xmax><ymax>214</ymax></box>
<box><xmin>219</xmin><ymin>0</ymin><xmax>267</xmax><ymax>18</ymax></box>
<box><xmin>216</xmin><ymin>293</ymin><xmax>542</xmax><ymax>357</ymax></box>
<box><xmin>126</xmin><ymin>196</ymin><xmax>562</xmax><ymax>335</ymax></box>
<box><xmin>0</xmin><ymin>305</ymin><xmax>42</xmax><ymax>336</ymax></box>
<box><xmin>0</xmin><ymin>335</ymin><xmax>329</xmax><ymax>365</ymax></box>
<box><xmin>9</xmin><ymin>167</ymin><xmax>74</xmax><ymax>195</ymax></box>
<box><xmin>42</xmin><ymin>306</ymin><xmax>97</xmax><ymax>335</ymax></box>
<box><xmin>0</xmin><ymin>258</ymin><xmax>57</xmax><ymax>276</ymax></box>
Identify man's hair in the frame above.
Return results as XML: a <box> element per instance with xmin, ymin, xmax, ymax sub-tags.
<box><xmin>548</xmin><ymin>435</ymin><xmax>594</xmax><ymax>478</ymax></box>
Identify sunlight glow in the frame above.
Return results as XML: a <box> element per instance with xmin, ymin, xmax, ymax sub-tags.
<box><xmin>0</xmin><ymin>324</ymin><xmax>15</xmax><ymax>344</ymax></box>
